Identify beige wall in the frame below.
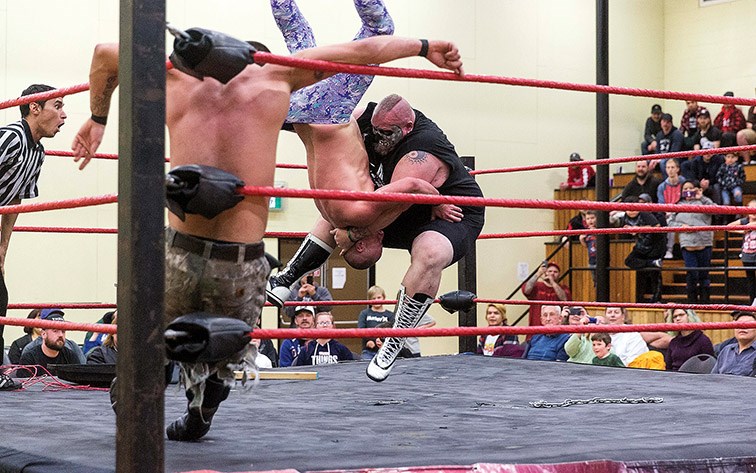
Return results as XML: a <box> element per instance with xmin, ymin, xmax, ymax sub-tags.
<box><xmin>0</xmin><ymin>0</ymin><xmax>749</xmax><ymax>354</ymax></box>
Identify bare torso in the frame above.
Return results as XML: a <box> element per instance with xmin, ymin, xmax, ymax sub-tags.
<box><xmin>166</xmin><ymin>66</ymin><xmax>291</xmax><ymax>244</ymax></box>
<box><xmin>293</xmin><ymin>120</ymin><xmax>377</xmax><ymax>228</ymax></box>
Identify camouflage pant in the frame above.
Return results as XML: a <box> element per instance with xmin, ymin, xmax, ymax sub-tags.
<box><xmin>165</xmin><ymin>229</ymin><xmax>270</xmax><ymax>407</ymax></box>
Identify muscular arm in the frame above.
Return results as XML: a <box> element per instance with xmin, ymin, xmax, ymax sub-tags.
<box><xmin>0</xmin><ymin>199</ymin><xmax>21</xmax><ymax>274</ymax></box>
<box><xmin>71</xmin><ymin>43</ymin><xmax>121</xmax><ymax>169</ymax></box>
<box><xmin>287</xmin><ymin>36</ymin><xmax>462</xmax><ymax>92</ymax></box>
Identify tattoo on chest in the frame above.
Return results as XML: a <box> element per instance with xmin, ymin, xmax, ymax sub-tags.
<box><xmin>313</xmin><ymin>71</ymin><xmax>325</xmax><ymax>81</ymax></box>
<box><xmin>407</xmin><ymin>150</ymin><xmax>428</xmax><ymax>164</ymax></box>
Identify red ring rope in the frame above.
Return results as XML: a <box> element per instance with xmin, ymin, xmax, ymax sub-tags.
<box><xmin>0</xmin><ymin>195</ymin><xmax>116</xmax><ymax>215</ymax></box>
<box><xmin>0</xmin><ymin>314</ymin><xmax>753</xmax><ymax>339</ymax></box>
<box><xmin>252</xmin><ymin>52</ymin><xmax>756</xmax><ymax>107</ymax></box>
<box><xmin>471</xmin><ymin>145</ymin><xmax>756</xmax><ymax>175</ymax></box>
<box><xmin>7</xmin><ymin>303</ymin><xmax>116</xmax><ymax>310</ymax></box>
<box><xmin>240</xmin><ymin>186</ymin><xmax>756</xmax><ymax>215</ymax></box>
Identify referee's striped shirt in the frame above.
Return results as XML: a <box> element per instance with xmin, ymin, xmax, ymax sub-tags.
<box><xmin>0</xmin><ymin>119</ymin><xmax>45</xmax><ymax>207</ymax></box>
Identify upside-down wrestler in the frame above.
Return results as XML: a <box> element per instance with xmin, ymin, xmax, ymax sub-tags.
<box><xmin>71</xmin><ymin>24</ymin><xmax>463</xmax><ymax>440</ymax></box>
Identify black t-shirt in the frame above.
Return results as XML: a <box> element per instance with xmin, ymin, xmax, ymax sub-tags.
<box><xmin>621</xmin><ymin>176</ymin><xmax>662</xmax><ymax>202</ymax></box>
<box><xmin>18</xmin><ymin>344</ymin><xmax>82</xmax><ymax>377</ymax></box>
<box><xmin>357</xmin><ymin>103</ymin><xmax>485</xmax><ymax>244</ymax></box>
<box><xmin>691</xmin><ymin>126</ymin><xmax>723</xmax><ymax>150</ymax></box>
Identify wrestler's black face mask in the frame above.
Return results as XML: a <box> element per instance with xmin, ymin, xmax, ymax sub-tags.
<box><xmin>371</xmin><ymin>125</ymin><xmax>403</xmax><ymax>156</ymax></box>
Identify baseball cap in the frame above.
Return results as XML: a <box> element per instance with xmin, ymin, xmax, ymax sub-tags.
<box><xmin>569</xmin><ymin>152</ymin><xmax>582</xmax><ymax>162</ymax></box>
<box><xmin>546</xmin><ymin>261</ymin><xmax>561</xmax><ymax>272</ymax></box>
<box><xmin>294</xmin><ymin>306</ymin><xmax>315</xmax><ymax>316</ymax></box>
<box><xmin>651</xmin><ymin>104</ymin><xmax>662</xmax><ymax>113</ymax></box>
<box><xmin>697</xmin><ymin>108</ymin><xmax>710</xmax><ymax>117</ymax></box>
<box><xmin>638</xmin><ymin>193</ymin><xmax>653</xmax><ymax>203</ymax></box>
<box><xmin>661</xmin><ymin>113</ymin><xmax>673</xmax><ymax>122</ymax></box>
<box><xmin>733</xmin><ymin>311</ymin><xmax>756</xmax><ymax>321</ymax></box>
<box><xmin>40</xmin><ymin>308</ymin><xmax>65</xmax><ymax>322</ymax></box>
<box><xmin>724</xmin><ymin>91</ymin><xmax>734</xmax><ymax>97</ymax></box>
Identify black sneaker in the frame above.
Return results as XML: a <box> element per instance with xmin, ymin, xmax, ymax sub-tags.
<box><xmin>166</xmin><ymin>408</ymin><xmax>214</xmax><ymax>441</ymax></box>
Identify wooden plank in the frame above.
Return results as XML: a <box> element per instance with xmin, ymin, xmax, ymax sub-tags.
<box><xmin>235</xmin><ymin>371</ymin><xmax>319</xmax><ymax>381</ymax></box>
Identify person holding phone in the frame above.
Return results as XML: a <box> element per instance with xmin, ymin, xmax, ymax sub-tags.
<box><xmin>667</xmin><ymin>180</ymin><xmax>717</xmax><ymax>303</ymax></box>
<box><xmin>521</xmin><ymin>261</ymin><xmax>571</xmax><ymax>334</ymax></box>
<box><xmin>283</xmin><ymin>272</ymin><xmax>334</xmax><ymax>321</ymax></box>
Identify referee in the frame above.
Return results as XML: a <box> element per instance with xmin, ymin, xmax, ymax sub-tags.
<box><xmin>0</xmin><ymin>84</ymin><xmax>67</xmax><ymax>351</ymax></box>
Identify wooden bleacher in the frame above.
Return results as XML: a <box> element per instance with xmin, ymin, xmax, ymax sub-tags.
<box><xmin>546</xmin><ymin>163</ymin><xmax>756</xmax><ymax>323</ymax></box>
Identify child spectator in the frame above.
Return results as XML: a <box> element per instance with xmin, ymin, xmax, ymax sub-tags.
<box><xmin>727</xmin><ymin>200</ymin><xmax>756</xmax><ymax>303</ymax></box>
<box><xmin>579</xmin><ymin>210</ymin><xmax>597</xmax><ymax>284</ymax></box>
<box><xmin>667</xmin><ymin>180</ymin><xmax>717</xmax><ymax>303</ymax></box>
<box><xmin>591</xmin><ymin>333</ymin><xmax>624</xmax><ymax>367</ymax></box>
<box><xmin>656</xmin><ymin>159</ymin><xmax>685</xmax><ymax>259</ymax></box>
<box><xmin>715</xmin><ymin>152</ymin><xmax>745</xmax><ymax>207</ymax></box>
<box><xmin>476</xmin><ymin>303</ymin><xmax>519</xmax><ymax>356</ymax></box>
<box><xmin>357</xmin><ymin>285</ymin><xmax>394</xmax><ymax>360</ymax></box>
<box><xmin>560</xmin><ymin>152</ymin><xmax>595</xmax><ymax>190</ymax></box>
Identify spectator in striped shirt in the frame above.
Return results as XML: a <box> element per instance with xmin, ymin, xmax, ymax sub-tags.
<box><xmin>0</xmin><ymin>84</ymin><xmax>67</xmax><ymax>350</ymax></box>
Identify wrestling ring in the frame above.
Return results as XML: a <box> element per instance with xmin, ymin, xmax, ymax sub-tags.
<box><xmin>2</xmin><ymin>7</ymin><xmax>756</xmax><ymax>473</ymax></box>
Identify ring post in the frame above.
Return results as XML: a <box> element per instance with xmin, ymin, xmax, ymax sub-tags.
<box><xmin>117</xmin><ymin>1</ymin><xmax>166</xmax><ymax>472</ymax></box>
<box><xmin>595</xmin><ymin>0</ymin><xmax>610</xmax><ymax>302</ymax></box>
<box><xmin>458</xmin><ymin>156</ymin><xmax>478</xmax><ymax>353</ymax></box>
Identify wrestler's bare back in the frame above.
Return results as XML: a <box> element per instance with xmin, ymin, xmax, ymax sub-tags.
<box><xmin>293</xmin><ymin>120</ymin><xmax>377</xmax><ymax>229</ymax></box>
<box><xmin>166</xmin><ymin>67</ymin><xmax>290</xmax><ymax>244</ymax></box>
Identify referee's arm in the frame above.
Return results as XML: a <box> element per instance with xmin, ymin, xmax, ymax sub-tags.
<box><xmin>0</xmin><ymin>198</ymin><xmax>21</xmax><ymax>274</ymax></box>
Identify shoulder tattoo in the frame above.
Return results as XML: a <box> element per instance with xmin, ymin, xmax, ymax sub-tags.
<box><xmin>406</xmin><ymin>150</ymin><xmax>428</xmax><ymax>164</ymax></box>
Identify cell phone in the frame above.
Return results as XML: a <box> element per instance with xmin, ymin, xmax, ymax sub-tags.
<box><xmin>306</xmin><ymin>275</ymin><xmax>314</xmax><ymax>285</ymax></box>
<box><xmin>568</xmin><ymin>307</ymin><xmax>582</xmax><ymax>315</ymax></box>
<box><xmin>587</xmin><ymin>317</ymin><xmax>598</xmax><ymax>324</ymax></box>
<box><xmin>541</xmin><ymin>260</ymin><xmax>548</xmax><ymax>267</ymax></box>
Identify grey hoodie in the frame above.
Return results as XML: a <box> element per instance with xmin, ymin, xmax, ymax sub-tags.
<box><xmin>667</xmin><ymin>196</ymin><xmax>716</xmax><ymax>248</ymax></box>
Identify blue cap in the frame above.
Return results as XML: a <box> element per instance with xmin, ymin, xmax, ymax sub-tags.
<box><xmin>40</xmin><ymin>308</ymin><xmax>65</xmax><ymax>321</ymax></box>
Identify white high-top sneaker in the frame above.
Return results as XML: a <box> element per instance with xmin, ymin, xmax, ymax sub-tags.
<box><xmin>366</xmin><ymin>287</ymin><xmax>433</xmax><ymax>382</ymax></box>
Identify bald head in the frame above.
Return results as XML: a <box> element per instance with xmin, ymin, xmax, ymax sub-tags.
<box><xmin>370</xmin><ymin>95</ymin><xmax>416</xmax><ymax>156</ymax></box>
<box><xmin>343</xmin><ymin>232</ymin><xmax>384</xmax><ymax>269</ymax></box>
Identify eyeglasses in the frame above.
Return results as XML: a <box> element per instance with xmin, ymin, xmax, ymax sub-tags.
<box><xmin>316</xmin><ymin>321</ymin><xmax>333</xmax><ymax>327</ymax></box>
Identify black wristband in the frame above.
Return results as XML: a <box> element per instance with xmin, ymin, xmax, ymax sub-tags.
<box><xmin>347</xmin><ymin>227</ymin><xmax>359</xmax><ymax>243</ymax></box>
<box><xmin>90</xmin><ymin>114</ymin><xmax>108</xmax><ymax>126</ymax></box>
<box><xmin>418</xmin><ymin>39</ymin><xmax>429</xmax><ymax>57</ymax></box>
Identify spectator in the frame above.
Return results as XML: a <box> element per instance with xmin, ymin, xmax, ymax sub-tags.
<box><xmin>715</xmin><ymin>152</ymin><xmax>745</xmax><ymax>207</ymax></box>
<box><xmin>559</xmin><ymin>152</ymin><xmax>595</xmax><ymax>190</ymax></box>
<box><xmin>521</xmin><ymin>261</ymin><xmax>571</xmax><ymax>331</ymax></box>
<box><xmin>522</xmin><ymin>305</ymin><xmax>570</xmax><ymax>361</ymax></box>
<box><xmin>713</xmin><ymin>92</ymin><xmax>747</xmax><ymax>136</ymax></box>
<box><xmin>735</xmin><ymin>91</ymin><xmax>756</xmax><ymax>163</ymax></box>
<box><xmin>682</xmin><ymin>109</ymin><xmax>723</xmax><ymax>203</ymax></box>
<box><xmin>652</xmin><ymin>113</ymin><xmax>684</xmax><ymax>179</ymax></box>
<box><xmin>294</xmin><ymin>312</ymin><xmax>354</xmax><ymax>365</ymax></box>
<box><xmin>656</xmin><ymin>159</ymin><xmax>686</xmax><ymax>259</ymax></box>
<box><xmin>711</xmin><ymin>311</ymin><xmax>756</xmax><ymax>376</ymax></box>
<box><xmin>7</xmin><ymin>309</ymin><xmax>41</xmax><ymax>364</ymax></box>
<box><xmin>87</xmin><ymin>313</ymin><xmax>118</xmax><ymax>364</ymax></box>
<box><xmin>591</xmin><ymin>333</ymin><xmax>624</xmax><ymax>367</ymax></box>
<box><xmin>565</xmin><ymin>210</ymin><xmax>587</xmax><ymax>242</ymax></box>
<box><xmin>680</xmin><ymin>100</ymin><xmax>703</xmax><ymax>150</ymax></box>
<box><xmin>279</xmin><ymin>306</ymin><xmax>316</xmax><ymax>367</ymax></box>
<box><xmin>727</xmin><ymin>200</ymin><xmax>756</xmax><ymax>302</ymax></box>
<box><xmin>285</xmin><ymin>273</ymin><xmax>333</xmax><ymax>321</ymax></box>
<box><xmin>0</xmin><ymin>84</ymin><xmax>68</xmax><ymax>351</ymax></box>
<box><xmin>357</xmin><ymin>285</ymin><xmax>395</xmax><ymax>360</ymax></box>
<box><xmin>83</xmin><ymin>310</ymin><xmax>115</xmax><ymax>355</ymax></box>
<box><xmin>641</xmin><ymin>104</ymin><xmax>663</xmax><ymax>155</ymax></box>
<box><xmin>668</xmin><ymin>180</ymin><xmax>716</xmax><ymax>303</ymax></box>
<box><xmin>249</xmin><ymin>339</ymin><xmax>273</xmax><ymax>369</ymax></box>
<box><xmin>663</xmin><ymin>308</ymin><xmax>714</xmax><ymax>371</ymax></box>
<box><xmin>476</xmin><ymin>303</ymin><xmax>519</xmax><ymax>356</ymax></box>
<box><xmin>603</xmin><ymin>306</ymin><xmax>648</xmax><ymax>366</ymax></box>
<box><xmin>257</xmin><ymin>337</ymin><xmax>279</xmax><ymax>369</ymax></box>
<box><xmin>616</xmin><ymin>196</ymin><xmax>666</xmax><ymax>302</ymax></box>
<box><xmin>620</xmin><ymin>160</ymin><xmax>662</xmax><ymax>203</ymax></box>
<box><xmin>564</xmin><ymin>306</ymin><xmax>605</xmax><ymax>364</ymax></box>
<box><xmin>578</xmin><ymin>210</ymin><xmax>597</xmax><ymax>284</ymax></box>
<box><xmin>18</xmin><ymin>309</ymin><xmax>84</xmax><ymax>377</ymax></box>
